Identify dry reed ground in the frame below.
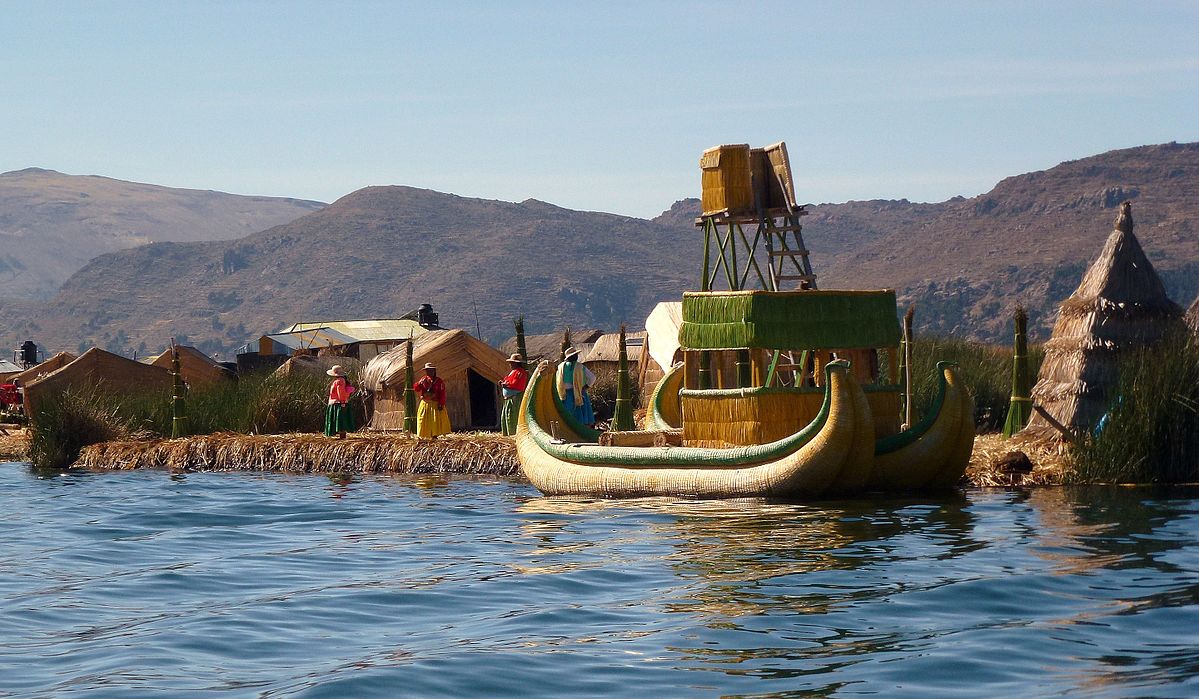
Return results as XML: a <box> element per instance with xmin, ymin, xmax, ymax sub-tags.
<box><xmin>0</xmin><ymin>428</ymin><xmax>30</xmax><ymax>460</ymax></box>
<box><xmin>967</xmin><ymin>432</ymin><xmax>1072</xmax><ymax>486</ymax></box>
<box><xmin>74</xmin><ymin>432</ymin><xmax>520</xmax><ymax>476</ymax></box>
<box><xmin>73</xmin><ymin>429</ymin><xmax>1073</xmax><ymax>488</ymax></box>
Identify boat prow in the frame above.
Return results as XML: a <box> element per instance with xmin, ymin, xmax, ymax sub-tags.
<box><xmin>868</xmin><ymin>362</ymin><xmax>976</xmax><ymax>491</ymax></box>
<box><xmin>516</xmin><ymin>360</ymin><xmax>874</xmax><ymax>498</ymax></box>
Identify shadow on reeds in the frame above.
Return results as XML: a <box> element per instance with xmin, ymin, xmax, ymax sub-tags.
<box><xmin>1070</xmin><ymin>334</ymin><xmax>1199</xmax><ymax>484</ymax></box>
<box><xmin>30</xmin><ymin>371</ymin><xmax>340</xmax><ymax>469</ymax></box>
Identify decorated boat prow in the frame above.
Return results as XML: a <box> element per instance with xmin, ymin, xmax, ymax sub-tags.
<box><xmin>516</xmin><ymin>359</ymin><xmax>874</xmax><ymax>499</ymax></box>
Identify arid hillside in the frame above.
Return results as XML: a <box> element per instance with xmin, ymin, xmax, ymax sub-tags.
<box><xmin>0</xmin><ymin>168</ymin><xmax>324</xmax><ymax>298</ymax></box>
<box><xmin>4</xmin><ymin>142</ymin><xmax>1197</xmax><ymax>356</ymax></box>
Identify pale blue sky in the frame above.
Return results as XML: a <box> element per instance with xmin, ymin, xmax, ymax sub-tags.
<box><xmin>5</xmin><ymin>1</ymin><xmax>1197</xmax><ymax>217</ymax></box>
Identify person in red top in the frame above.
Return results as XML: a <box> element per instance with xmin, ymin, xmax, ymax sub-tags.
<box><xmin>324</xmin><ymin>365</ymin><xmax>356</xmax><ymax>439</ymax></box>
<box><xmin>414</xmin><ymin>363</ymin><xmax>451</xmax><ymax>438</ymax></box>
<box><xmin>499</xmin><ymin>353</ymin><xmax>529</xmax><ymax>436</ymax></box>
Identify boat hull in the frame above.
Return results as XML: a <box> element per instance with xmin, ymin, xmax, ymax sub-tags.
<box><xmin>516</xmin><ymin>360</ymin><xmax>874</xmax><ymax>498</ymax></box>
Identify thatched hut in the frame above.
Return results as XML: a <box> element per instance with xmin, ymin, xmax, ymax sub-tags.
<box><xmin>639</xmin><ymin>301</ymin><xmax>683</xmax><ymax>400</ymax></box>
<box><xmin>148</xmin><ymin>346</ymin><xmax>233</xmax><ymax>387</ymax></box>
<box><xmin>500</xmin><ymin>328</ymin><xmax>602</xmax><ymax>363</ymax></box>
<box><xmin>23</xmin><ymin>348</ymin><xmax>172</xmax><ymax>417</ymax></box>
<box><xmin>1024</xmin><ymin>202</ymin><xmax>1184</xmax><ymax>439</ymax></box>
<box><xmin>583</xmin><ymin>331</ymin><xmax>645</xmax><ymax>374</ymax></box>
<box><xmin>12</xmin><ymin>351</ymin><xmax>77</xmax><ymax>386</ymax></box>
<box><xmin>363</xmin><ymin>329</ymin><xmax>511</xmax><ymax>431</ymax></box>
<box><xmin>272</xmin><ymin>355</ymin><xmax>363</xmax><ymax>381</ymax></box>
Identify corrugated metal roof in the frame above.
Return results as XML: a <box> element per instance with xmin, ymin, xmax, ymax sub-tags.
<box><xmin>265</xmin><ymin>327</ymin><xmax>359</xmax><ymax>351</ymax></box>
<box><xmin>280</xmin><ymin>319</ymin><xmax>428</xmax><ymax>343</ymax></box>
<box><xmin>0</xmin><ymin>359</ymin><xmax>23</xmax><ymax>374</ymax></box>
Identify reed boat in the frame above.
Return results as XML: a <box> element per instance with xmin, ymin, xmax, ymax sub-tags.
<box><xmin>516</xmin><ymin>289</ymin><xmax>975</xmax><ymax>498</ymax></box>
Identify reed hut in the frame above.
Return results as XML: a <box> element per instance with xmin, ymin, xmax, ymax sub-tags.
<box><xmin>501</xmin><ymin>328</ymin><xmax>602</xmax><ymax>363</ymax></box>
<box><xmin>272</xmin><ymin>355</ymin><xmax>363</xmax><ymax>380</ymax></box>
<box><xmin>1024</xmin><ymin>202</ymin><xmax>1184</xmax><ymax>439</ymax></box>
<box><xmin>23</xmin><ymin>348</ymin><xmax>172</xmax><ymax>417</ymax></box>
<box><xmin>12</xmin><ymin>351</ymin><xmax>77</xmax><ymax>385</ymax></box>
<box><xmin>363</xmin><ymin>329</ymin><xmax>511</xmax><ymax>431</ymax></box>
<box><xmin>148</xmin><ymin>345</ymin><xmax>233</xmax><ymax>387</ymax></box>
<box><xmin>583</xmin><ymin>331</ymin><xmax>645</xmax><ymax>374</ymax></box>
<box><xmin>639</xmin><ymin>301</ymin><xmax>684</xmax><ymax>400</ymax></box>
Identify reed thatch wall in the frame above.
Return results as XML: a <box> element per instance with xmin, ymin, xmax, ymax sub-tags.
<box><xmin>148</xmin><ymin>345</ymin><xmax>233</xmax><ymax>387</ymax></box>
<box><xmin>24</xmin><ymin>348</ymin><xmax>172</xmax><ymax>417</ymax></box>
<box><xmin>1025</xmin><ymin>203</ymin><xmax>1184</xmax><ymax>439</ymax></box>
<box><xmin>11</xmin><ymin>351</ymin><xmax>76</xmax><ymax>385</ymax></box>
<box><xmin>273</xmin><ymin>354</ymin><xmax>363</xmax><ymax>380</ymax></box>
<box><xmin>363</xmin><ymin>329</ymin><xmax>510</xmax><ymax>431</ymax></box>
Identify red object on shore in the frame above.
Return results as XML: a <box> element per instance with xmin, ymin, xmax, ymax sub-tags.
<box><xmin>0</xmin><ymin>384</ymin><xmax>18</xmax><ymax>406</ymax></box>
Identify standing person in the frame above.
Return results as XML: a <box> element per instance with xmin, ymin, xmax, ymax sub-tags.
<box><xmin>555</xmin><ymin>347</ymin><xmax>596</xmax><ymax>428</ymax></box>
<box><xmin>414</xmin><ymin>363</ymin><xmax>451</xmax><ymax>439</ymax></box>
<box><xmin>499</xmin><ymin>353</ymin><xmax>528</xmax><ymax>436</ymax></box>
<box><xmin>325</xmin><ymin>365</ymin><xmax>355</xmax><ymax>439</ymax></box>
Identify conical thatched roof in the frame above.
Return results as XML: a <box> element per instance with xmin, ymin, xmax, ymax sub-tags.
<box><xmin>1024</xmin><ymin>202</ymin><xmax>1184</xmax><ymax>439</ymax></box>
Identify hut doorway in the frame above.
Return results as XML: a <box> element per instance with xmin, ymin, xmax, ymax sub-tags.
<box><xmin>467</xmin><ymin>368</ymin><xmax>498</xmax><ymax>428</ymax></box>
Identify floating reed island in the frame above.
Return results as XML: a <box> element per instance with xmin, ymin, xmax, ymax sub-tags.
<box><xmin>74</xmin><ymin>431</ymin><xmax>520</xmax><ymax>477</ymax></box>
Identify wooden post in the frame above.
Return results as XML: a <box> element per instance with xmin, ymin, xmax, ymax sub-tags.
<box><xmin>1003</xmin><ymin>305</ymin><xmax>1032</xmax><ymax>438</ymax></box>
<box><xmin>402</xmin><ymin>333</ymin><xmax>417</xmax><ymax>433</ymax></box>
<box><xmin>170</xmin><ymin>339</ymin><xmax>188</xmax><ymax>438</ymax></box>
<box><xmin>612</xmin><ymin>325</ymin><xmax>634</xmax><ymax>431</ymax></box>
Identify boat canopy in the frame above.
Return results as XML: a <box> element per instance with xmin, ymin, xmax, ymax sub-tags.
<box><xmin>679</xmin><ymin>290</ymin><xmax>902</xmax><ymax>351</ymax></box>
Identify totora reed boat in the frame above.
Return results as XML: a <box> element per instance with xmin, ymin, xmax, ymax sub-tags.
<box><xmin>516</xmin><ymin>142</ymin><xmax>974</xmax><ymax>498</ymax></box>
<box><xmin>516</xmin><ymin>289</ymin><xmax>975</xmax><ymax>499</ymax></box>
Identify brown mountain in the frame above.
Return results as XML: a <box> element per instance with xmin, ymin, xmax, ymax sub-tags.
<box><xmin>0</xmin><ymin>168</ymin><xmax>324</xmax><ymax>299</ymax></box>
<box><xmin>9</xmin><ymin>188</ymin><xmax>687</xmax><ymax>356</ymax></box>
<box><xmin>660</xmin><ymin>141</ymin><xmax>1199</xmax><ymax>339</ymax></box>
<box><xmin>5</xmin><ymin>142</ymin><xmax>1198</xmax><ymax>357</ymax></box>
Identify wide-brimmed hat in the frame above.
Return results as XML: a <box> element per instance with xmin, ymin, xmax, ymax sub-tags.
<box><xmin>423</xmin><ymin>363</ymin><xmax>437</xmax><ymax>370</ymax></box>
<box><xmin>326</xmin><ymin>365</ymin><xmax>345</xmax><ymax>377</ymax></box>
<box><xmin>507</xmin><ymin>353</ymin><xmax>524</xmax><ymax>363</ymax></box>
<box><xmin>563</xmin><ymin>347</ymin><xmax>580</xmax><ymax>360</ymax></box>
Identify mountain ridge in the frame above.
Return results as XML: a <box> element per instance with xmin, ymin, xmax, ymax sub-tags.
<box><xmin>3</xmin><ymin>142</ymin><xmax>1197</xmax><ymax>357</ymax></box>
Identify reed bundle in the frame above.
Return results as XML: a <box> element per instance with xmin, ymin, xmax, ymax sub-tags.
<box><xmin>74</xmin><ymin>432</ymin><xmax>521</xmax><ymax>477</ymax></box>
<box><xmin>680</xmin><ymin>390</ymin><xmax>821</xmax><ymax>447</ymax></box>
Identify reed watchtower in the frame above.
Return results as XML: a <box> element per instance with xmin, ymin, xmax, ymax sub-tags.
<box><xmin>696</xmin><ymin>142</ymin><xmax>815</xmax><ymax>292</ymax></box>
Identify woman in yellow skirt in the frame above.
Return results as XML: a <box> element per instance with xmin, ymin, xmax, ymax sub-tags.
<box><xmin>414</xmin><ymin>363</ymin><xmax>451</xmax><ymax>438</ymax></box>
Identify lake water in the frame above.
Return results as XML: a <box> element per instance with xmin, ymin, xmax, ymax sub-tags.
<box><xmin>2</xmin><ymin>463</ymin><xmax>1197</xmax><ymax>697</ymax></box>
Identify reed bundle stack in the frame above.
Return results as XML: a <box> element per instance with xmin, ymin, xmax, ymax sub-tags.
<box><xmin>1024</xmin><ymin>203</ymin><xmax>1184</xmax><ymax>439</ymax></box>
<box><xmin>74</xmin><ymin>432</ymin><xmax>520</xmax><ymax>476</ymax></box>
<box><xmin>272</xmin><ymin>354</ymin><xmax>363</xmax><ymax>380</ymax></box>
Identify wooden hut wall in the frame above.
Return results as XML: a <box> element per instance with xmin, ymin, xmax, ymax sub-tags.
<box><xmin>24</xmin><ymin>348</ymin><xmax>172</xmax><ymax>416</ymax></box>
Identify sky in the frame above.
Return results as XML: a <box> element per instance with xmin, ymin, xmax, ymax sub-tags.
<box><xmin>4</xmin><ymin>1</ymin><xmax>1198</xmax><ymax>218</ymax></box>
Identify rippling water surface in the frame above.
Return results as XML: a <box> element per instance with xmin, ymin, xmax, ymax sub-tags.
<box><xmin>2</xmin><ymin>463</ymin><xmax>1198</xmax><ymax>697</ymax></box>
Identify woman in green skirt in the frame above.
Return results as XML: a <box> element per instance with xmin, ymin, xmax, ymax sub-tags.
<box><xmin>325</xmin><ymin>365</ymin><xmax>356</xmax><ymax>438</ymax></box>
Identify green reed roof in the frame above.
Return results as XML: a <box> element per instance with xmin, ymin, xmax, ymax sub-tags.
<box><xmin>680</xmin><ymin>290</ymin><xmax>902</xmax><ymax>350</ymax></box>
